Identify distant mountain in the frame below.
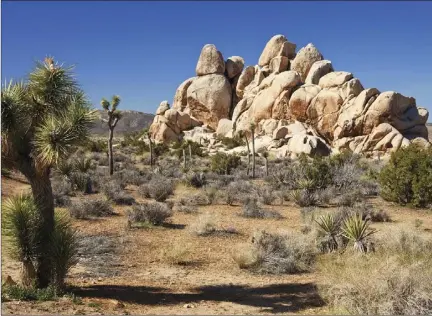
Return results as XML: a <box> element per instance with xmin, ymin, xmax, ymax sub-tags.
<box><xmin>90</xmin><ymin>110</ymin><xmax>154</xmax><ymax>135</ymax></box>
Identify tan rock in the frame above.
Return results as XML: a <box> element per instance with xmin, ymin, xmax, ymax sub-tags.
<box><xmin>269</xmin><ymin>56</ymin><xmax>289</xmax><ymax>74</ymax></box>
<box><xmin>156</xmin><ymin>100</ymin><xmax>170</xmax><ymax>115</ymax></box>
<box><xmin>186</xmin><ymin>74</ymin><xmax>232</xmax><ymax>129</ymax></box>
<box><xmin>318</xmin><ymin>71</ymin><xmax>353</xmax><ymax>89</ymax></box>
<box><xmin>248</xmin><ymin>71</ymin><xmax>301</xmax><ymax>124</ymax></box>
<box><xmin>305</xmin><ymin>60</ymin><xmax>334</xmax><ymax>85</ymax></box>
<box><xmin>236</xmin><ymin>66</ymin><xmax>255</xmax><ymax>98</ymax></box>
<box><xmin>286</xmin><ymin>134</ymin><xmax>331</xmax><ymax>156</ymax></box>
<box><xmin>195</xmin><ymin>44</ymin><xmax>225</xmax><ymax>76</ymax></box>
<box><xmin>308</xmin><ymin>90</ymin><xmax>343</xmax><ymax>140</ymax></box>
<box><xmin>173</xmin><ymin>78</ymin><xmax>195</xmax><ymax>111</ymax></box>
<box><xmin>258</xmin><ymin>35</ymin><xmax>296</xmax><ymax>67</ymax></box>
<box><xmin>271</xmin><ymin>90</ymin><xmax>292</xmax><ymax>120</ymax></box>
<box><xmin>232</xmin><ymin>97</ymin><xmax>253</xmax><ymax>125</ymax></box>
<box><xmin>225</xmin><ymin>56</ymin><xmax>245</xmax><ymax>79</ymax></box>
<box><xmin>362</xmin><ymin>92</ymin><xmax>416</xmax><ymax>135</ymax></box>
<box><xmin>153</xmin><ymin>123</ymin><xmax>178</xmax><ymax>143</ymax></box>
<box><xmin>289</xmin><ymin>84</ymin><xmax>321</xmax><ymax>122</ymax></box>
<box><xmin>216</xmin><ymin>119</ymin><xmax>233</xmax><ymax>137</ymax></box>
<box><xmin>290</xmin><ymin>43</ymin><xmax>323</xmax><ymax>81</ymax></box>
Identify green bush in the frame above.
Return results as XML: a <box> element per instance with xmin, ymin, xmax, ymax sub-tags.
<box><xmin>210</xmin><ymin>152</ymin><xmax>241</xmax><ymax>175</ymax></box>
<box><xmin>379</xmin><ymin>144</ymin><xmax>432</xmax><ymax>207</ymax></box>
<box><xmin>171</xmin><ymin>140</ymin><xmax>205</xmax><ymax>158</ymax></box>
<box><xmin>83</xmin><ymin>139</ymin><xmax>107</xmax><ymax>153</ymax></box>
<box><xmin>217</xmin><ymin>135</ymin><xmax>245</xmax><ymax>149</ymax></box>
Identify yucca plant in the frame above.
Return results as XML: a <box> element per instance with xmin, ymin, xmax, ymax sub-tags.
<box><xmin>2</xmin><ymin>194</ymin><xmax>40</xmax><ymax>287</ymax></box>
<box><xmin>73</xmin><ymin>156</ymin><xmax>93</xmax><ymax>173</ymax></box>
<box><xmin>315</xmin><ymin>213</ymin><xmax>340</xmax><ymax>252</ymax></box>
<box><xmin>100</xmin><ymin>95</ymin><xmax>122</xmax><ymax>175</ymax></box>
<box><xmin>1</xmin><ymin>57</ymin><xmax>96</xmax><ymax>288</ymax></box>
<box><xmin>341</xmin><ymin>214</ymin><xmax>376</xmax><ymax>253</ymax></box>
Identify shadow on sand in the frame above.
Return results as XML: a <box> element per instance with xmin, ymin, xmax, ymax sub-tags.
<box><xmin>71</xmin><ymin>282</ymin><xmax>325</xmax><ymax>313</ymax></box>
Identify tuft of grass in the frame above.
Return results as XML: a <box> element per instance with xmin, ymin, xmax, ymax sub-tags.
<box><xmin>127</xmin><ymin>202</ymin><xmax>172</xmax><ymax>227</ymax></box>
<box><xmin>233</xmin><ymin>230</ymin><xmax>316</xmax><ymax>274</ymax></box>
<box><xmin>189</xmin><ymin>212</ymin><xmax>217</xmax><ymax>236</ymax></box>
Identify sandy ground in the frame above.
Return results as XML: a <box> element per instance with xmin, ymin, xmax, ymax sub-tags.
<box><xmin>1</xmin><ymin>174</ymin><xmax>431</xmax><ymax>315</ymax></box>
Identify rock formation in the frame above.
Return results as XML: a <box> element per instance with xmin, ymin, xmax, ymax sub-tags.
<box><xmin>149</xmin><ymin>34</ymin><xmax>430</xmax><ymax>156</ymax></box>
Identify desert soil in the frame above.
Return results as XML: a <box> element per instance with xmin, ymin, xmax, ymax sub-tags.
<box><xmin>2</xmin><ymin>174</ymin><xmax>432</xmax><ymax>315</ymax></box>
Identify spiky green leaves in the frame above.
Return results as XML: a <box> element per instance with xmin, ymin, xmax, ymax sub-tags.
<box><xmin>341</xmin><ymin>214</ymin><xmax>376</xmax><ymax>252</ymax></box>
<box><xmin>2</xmin><ymin>194</ymin><xmax>41</xmax><ymax>262</ymax></box>
<box><xmin>100</xmin><ymin>98</ymin><xmax>110</xmax><ymax>110</ymax></box>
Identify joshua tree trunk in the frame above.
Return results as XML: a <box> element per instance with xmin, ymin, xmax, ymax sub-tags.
<box><xmin>244</xmin><ymin>135</ymin><xmax>251</xmax><ymax>176</ymax></box>
<box><xmin>183</xmin><ymin>149</ymin><xmax>187</xmax><ymax>169</ymax></box>
<box><xmin>108</xmin><ymin>127</ymin><xmax>114</xmax><ymax>175</ymax></box>
<box><xmin>188</xmin><ymin>144</ymin><xmax>192</xmax><ymax>161</ymax></box>
<box><xmin>26</xmin><ymin>167</ymin><xmax>54</xmax><ymax>288</ymax></box>
<box><xmin>264</xmin><ymin>156</ymin><xmax>268</xmax><ymax>177</ymax></box>
<box><xmin>251</xmin><ymin>129</ymin><xmax>256</xmax><ymax>179</ymax></box>
<box><xmin>147</xmin><ymin>133</ymin><xmax>153</xmax><ymax>167</ymax></box>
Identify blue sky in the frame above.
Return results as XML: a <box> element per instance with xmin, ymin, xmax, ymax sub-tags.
<box><xmin>2</xmin><ymin>1</ymin><xmax>432</xmax><ymax>119</ymax></box>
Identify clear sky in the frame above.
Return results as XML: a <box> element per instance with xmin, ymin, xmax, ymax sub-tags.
<box><xmin>2</xmin><ymin>1</ymin><xmax>432</xmax><ymax>119</ymax></box>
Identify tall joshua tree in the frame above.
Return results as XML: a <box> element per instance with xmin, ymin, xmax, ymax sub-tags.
<box><xmin>1</xmin><ymin>57</ymin><xmax>95</xmax><ymax>288</ymax></box>
<box><xmin>100</xmin><ymin>96</ymin><xmax>122</xmax><ymax>175</ymax></box>
<box><xmin>250</xmin><ymin>122</ymin><xmax>256</xmax><ymax>178</ymax></box>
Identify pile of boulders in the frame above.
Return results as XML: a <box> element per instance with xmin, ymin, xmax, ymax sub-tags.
<box><xmin>149</xmin><ymin>34</ymin><xmax>430</xmax><ymax>157</ymax></box>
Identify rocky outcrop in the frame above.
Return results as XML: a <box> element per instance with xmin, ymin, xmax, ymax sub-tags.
<box><xmin>149</xmin><ymin>34</ymin><xmax>430</xmax><ymax>157</ymax></box>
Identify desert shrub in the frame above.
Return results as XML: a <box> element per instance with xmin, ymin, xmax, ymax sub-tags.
<box><xmin>156</xmin><ymin>157</ymin><xmax>182</xmax><ymax>178</ymax></box>
<box><xmin>138</xmin><ymin>183</ymin><xmax>151</xmax><ymax>198</ymax></box>
<box><xmin>114</xmin><ymin>168</ymin><xmax>148</xmax><ymax>186</ymax></box>
<box><xmin>333</xmin><ymin>187</ymin><xmax>364</xmax><ymax>207</ymax></box>
<box><xmin>256</xmin><ymin>185</ymin><xmax>275</xmax><ymax>205</ymax></box>
<box><xmin>189</xmin><ymin>212</ymin><xmax>217</xmax><ymax>236</ymax></box>
<box><xmin>203</xmin><ymin>186</ymin><xmax>218</xmax><ymax>205</ymax></box>
<box><xmin>210</xmin><ymin>152</ymin><xmax>241</xmax><ymax>175</ymax></box>
<box><xmin>127</xmin><ymin>202</ymin><xmax>172</xmax><ymax>226</ymax></box>
<box><xmin>184</xmin><ymin>171</ymin><xmax>207</xmax><ymax>188</ymax></box>
<box><xmin>102</xmin><ymin>181</ymin><xmax>135</xmax><ymax>205</ymax></box>
<box><xmin>290</xmin><ymin>189</ymin><xmax>317</xmax><ymax>207</ymax></box>
<box><xmin>173</xmin><ymin>203</ymin><xmax>198</xmax><ymax>214</ymax></box>
<box><xmin>55</xmin><ymin>160</ymin><xmax>76</xmax><ymax>178</ymax></box>
<box><xmin>68</xmin><ymin>171</ymin><xmax>93</xmax><ymax>194</ymax></box>
<box><xmin>241</xmin><ymin>197</ymin><xmax>282</xmax><ymax>219</ymax></box>
<box><xmin>153</xmin><ymin>142</ymin><xmax>169</xmax><ymax>157</ymax></box>
<box><xmin>319</xmin><ymin>229</ymin><xmax>432</xmax><ymax>315</ymax></box>
<box><xmin>2</xmin><ymin>284</ymin><xmax>59</xmax><ymax>301</ymax></box>
<box><xmin>180</xmin><ymin>193</ymin><xmax>209</xmax><ymax>206</ymax></box>
<box><xmin>53</xmin><ymin>194</ymin><xmax>71</xmax><ymax>207</ymax></box>
<box><xmin>233</xmin><ymin>230</ymin><xmax>316</xmax><ymax>274</ymax></box>
<box><xmin>223</xmin><ymin>180</ymin><xmax>255</xmax><ymax>205</ymax></box>
<box><xmin>379</xmin><ymin>144</ymin><xmax>432</xmax><ymax>207</ymax></box>
<box><xmin>217</xmin><ymin>135</ymin><xmax>244</xmax><ymax>149</ymax></box>
<box><xmin>171</xmin><ymin>140</ymin><xmax>205</xmax><ymax>158</ymax></box>
<box><xmin>83</xmin><ymin>139</ymin><xmax>107</xmax><ymax>153</ymax></box>
<box><xmin>145</xmin><ymin>175</ymin><xmax>174</xmax><ymax>202</ymax></box>
<box><xmin>68</xmin><ymin>199</ymin><xmax>114</xmax><ymax>219</ymax></box>
<box><xmin>89</xmin><ymin>152</ymin><xmax>109</xmax><ymax>166</ymax></box>
<box><xmin>315</xmin><ymin>186</ymin><xmax>337</xmax><ymax>205</ymax></box>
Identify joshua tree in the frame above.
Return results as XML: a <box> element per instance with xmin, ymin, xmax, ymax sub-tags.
<box><xmin>250</xmin><ymin>123</ymin><xmax>256</xmax><ymax>178</ymax></box>
<box><xmin>100</xmin><ymin>95</ymin><xmax>122</xmax><ymax>175</ymax></box>
<box><xmin>262</xmin><ymin>150</ymin><xmax>269</xmax><ymax>177</ymax></box>
<box><xmin>1</xmin><ymin>57</ymin><xmax>95</xmax><ymax>288</ymax></box>
<box><xmin>239</xmin><ymin>130</ymin><xmax>251</xmax><ymax>176</ymax></box>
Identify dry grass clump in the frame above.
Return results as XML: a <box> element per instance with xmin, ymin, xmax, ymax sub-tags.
<box><xmin>127</xmin><ymin>202</ymin><xmax>172</xmax><ymax>227</ymax></box>
<box><xmin>68</xmin><ymin>199</ymin><xmax>114</xmax><ymax>219</ymax></box>
<box><xmin>102</xmin><ymin>181</ymin><xmax>135</xmax><ymax>205</ymax></box>
<box><xmin>160</xmin><ymin>241</ymin><xmax>193</xmax><ymax>265</ymax></box>
<box><xmin>140</xmin><ymin>175</ymin><xmax>174</xmax><ymax>202</ymax></box>
<box><xmin>232</xmin><ymin>230</ymin><xmax>316</xmax><ymax>274</ymax></box>
<box><xmin>189</xmin><ymin>212</ymin><xmax>218</xmax><ymax>236</ymax></box>
<box><xmin>318</xmin><ymin>229</ymin><xmax>432</xmax><ymax>315</ymax></box>
<box><xmin>241</xmin><ymin>197</ymin><xmax>282</xmax><ymax>219</ymax></box>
